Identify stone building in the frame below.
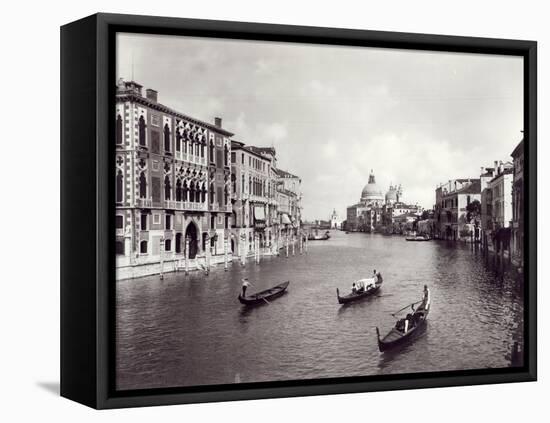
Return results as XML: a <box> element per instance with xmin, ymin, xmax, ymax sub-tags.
<box><xmin>480</xmin><ymin>160</ymin><xmax>514</xmax><ymax>254</ymax></box>
<box><xmin>434</xmin><ymin>178</ymin><xmax>481</xmax><ymax>241</ymax></box>
<box><xmin>510</xmin><ymin>139</ymin><xmax>524</xmax><ymax>268</ymax></box>
<box><xmin>346</xmin><ymin>170</ymin><xmax>384</xmax><ymax>232</ymax></box>
<box><xmin>115</xmin><ymin>79</ymin><xmax>233</xmax><ymax>279</ymax></box>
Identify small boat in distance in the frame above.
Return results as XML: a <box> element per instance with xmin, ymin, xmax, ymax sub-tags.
<box><xmin>337</xmin><ymin>274</ymin><xmax>383</xmax><ymax>304</ymax></box>
<box><xmin>308</xmin><ymin>230</ymin><xmax>330</xmax><ymax>241</ymax></box>
<box><xmin>405</xmin><ymin>233</ymin><xmax>431</xmax><ymax>241</ymax></box>
<box><xmin>376</xmin><ymin>289</ymin><xmax>431</xmax><ymax>352</ymax></box>
<box><xmin>238</xmin><ymin>281</ymin><xmax>290</xmax><ymax>306</ymax></box>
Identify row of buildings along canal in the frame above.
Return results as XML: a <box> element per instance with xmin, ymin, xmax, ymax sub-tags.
<box><xmin>115</xmin><ymin>79</ymin><xmax>302</xmax><ymax>280</ymax></box>
<box><xmin>344</xmin><ymin>140</ymin><xmax>525</xmax><ymax>274</ymax></box>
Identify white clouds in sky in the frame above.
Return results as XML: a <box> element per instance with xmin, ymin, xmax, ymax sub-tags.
<box><xmin>117</xmin><ymin>33</ymin><xmax>523</xmax><ymax>220</ymax></box>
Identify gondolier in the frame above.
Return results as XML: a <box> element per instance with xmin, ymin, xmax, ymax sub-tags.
<box><xmin>241</xmin><ymin>278</ymin><xmax>252</xmax><ymax>297</ymax></box>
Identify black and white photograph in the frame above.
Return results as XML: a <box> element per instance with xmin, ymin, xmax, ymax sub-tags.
<box><xmin>114</xmin><ymin>32</ymin><xmax>526</xmax><ymax>391</ymax></box>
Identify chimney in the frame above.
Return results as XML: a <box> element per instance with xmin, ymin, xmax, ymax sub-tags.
<box><xmin>146</xmin><ymin>88</ymin><xmax>158</xmax><ymax>103</ymax></box>
<box><xmin>214</xmin><ymin>117</ymin><xmax>222</xmax><ymax>128</ymax></box>
<box><xmin>494</xmin><ymin>160</ymin><xmax>498</xmax><ymax>170</ymax></box>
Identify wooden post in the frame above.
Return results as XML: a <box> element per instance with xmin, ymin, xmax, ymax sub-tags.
<box><xmin>159</xmin><ymin>237</ymin><xmax>164</xmax><ymax>280</ymax></box>
<box><xmin>299</xmin><ymin>232</ymin><xmax>303</xmax><ymax>254</ymax></box>
<box><xmin>206</xmin><ymin>235</ymin><xmax>211</xmax><ymax>274</ymax></box>
<box><xmin>256</xmin><ymin>234</ymin><xmax>260</xmax><ymax>264</ymax></box>
<box><xmin>305</xmin><ymin>234</ymin><xmax>308</xmax><ymax>254</ymax></box>
<box><xmin>224</xmin><ymin>235</ymin><xmax>228</xmax><ymax>271</ymax></box>
<box><xmin>285</xmin><ymin>233</ymin><xmax>289</xmax><ymax>258</ymax></box>
<box><xmin>292</xmin><ymin>234</ymin><xmax>295</xmax><ymax>256</ymax></box>
<box><xmin>184</xmin><ymin>236</ymin><xmax>189</xmax><ymax>275</ymax></box>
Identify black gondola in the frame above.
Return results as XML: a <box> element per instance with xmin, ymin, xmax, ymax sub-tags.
<box><xmin>376</xmin><ymin>295</ymin><xmax>430</xmax><ymax>352</ymax></box>
<box><xmin>238</xmin><ymin>281</ymin><xmax>290</xmax><ymax>305</ymax></box>
<box><xmin>337</xmin><ymin>275</ymin><xmax>383</xmax><ymax>304</ymax></box>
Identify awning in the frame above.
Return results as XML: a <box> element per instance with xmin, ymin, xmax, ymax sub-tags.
<box><xmin>281</xmin><ymin>213</ymin><xmax>292</xmax><ymax>225</ymax></box>
<box><xmin>254</xmin><ymin>206</ymin><xmax>266</xmax><ymax>221</ymax></box>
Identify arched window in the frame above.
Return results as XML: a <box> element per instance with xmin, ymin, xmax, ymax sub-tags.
<box><xmin>176</xmin><ymin>179</ymin><xmax>182</xmax><ymax>202</ymax></box>
<box><xmin>201</xmin><ymin>183</ymin><xmax>206</xmax><ymax>203</ymax></box>
<box><xmin>115</xmin><ymin>241</ymin><xmax>125</xmax><ymax>255</ymax></box>
<box><xmin>209</xmin><ymin>140</ymin><xmax>215</xmax><ymax>163</ymax></box>
<box><xmin>224</xmin><ymin>186</ymin><xmax>229</xmax><ymax>205</ymax></box>
<box><xmin>201</xmin><ymin>139</ymin><xmax>206</xmax><ymax>158</ymax></box>
<box><xmin>165</xmin><ymin>239</ymin><xmax>171</xmax><ymax>251</ymax></box>
<box><xmin>139</xmin><ymin>172</ymin><xmax>147</xmax><ymax>199</ymax></box>
<box><xmin>116</xmin><ymin>114</ymin><xmax>123</xmax><ymax>145</ymax></box>
<box><xmin>138</xmin><ymin>115</ymin><xmax>146</xmax><ymax>146</ymax></box>
<box><xmin>176</xmin><ymin>130</ymin><xmax>181</xmax><ymax>152</ymax></box>
<box><xmin>116</xmin><ymin>170</ymin><xmax>123</xmax><ymax>203</ymax></box>
<box><xmin>164</xmin><ymin>175</ymin><xmax>171</xmax><ymax>201</ymax></box>
<box><xmin>242</xmin><ymin>175</ymin><xmax>245</xmax><ymax>193</ymax></box>
<box><xmin>189</xmin><ymin>181</ymin><xmax>195</xmax><ymax>203</ymax></box>
<box><xmin>210</xmin><ymin>183</ymin><xmax>215</xmax><ymax>204</ymax></box>
<box><xmin>249</xmin><ymin>176</ymin><xmax>252</xmax><ymax>194</ymax></box>
<box><xmin>182</xmin><ymin>181</ymin><xmax>188</xmax><ymax>202</ymax></box>
<box><xmin>224</xmin><ymin>145</ymin><xmax>229</xmax><ymax>166</ymax></box>
<box><xmin>164</xmin><ymin>124</ymin><xmax>171</xmax><ymax>152</ymax></box>
<box><xmin>183</xmin><ymin>132</ymin><xmax>188</xmax><ymax>153</ymax></box>
<box><xmin>140</xmin><ymin>240</ymin><xmax>148</xmax><ymax>254</ymax></box>
<box><xmin>195</xmin><ymin>141</ymin><xmax>200</xmax><ymax>157</ymax></box>
<box><xmin>195</xmin><ymin>184</ymin><xmax>201</xmax><ymax>203</ymax></box>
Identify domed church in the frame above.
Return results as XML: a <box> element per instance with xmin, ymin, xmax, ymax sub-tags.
<box><xmin>360</xmin><ymin>170</ymin><xmax>384</xmax><ymax>206</ymax></box>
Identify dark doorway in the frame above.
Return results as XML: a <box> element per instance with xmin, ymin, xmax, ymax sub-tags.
<box><xmin>175</xmin><ymin>233</ymin><xmax>182</xmax><ymax>254</ymax></box>
<box><xmin>185</xmin><ymin>222</ymin><xmax>198</xmax><ymax>259</ymax></box>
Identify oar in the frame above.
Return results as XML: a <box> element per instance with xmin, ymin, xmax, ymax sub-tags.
<box><xmin>391</xmin><ymin>300</ymin><xmax>422</xmax><ymax>317</ymax></box>
<box><xmin>262</xmin><ymin>297</ymin><xmax>270</xmax><ymax>305</ymax></box>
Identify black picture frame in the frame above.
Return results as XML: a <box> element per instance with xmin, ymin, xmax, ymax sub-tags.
<box><xmin>60</xmin><ymin>13</ymin><xmax>537</xmax><ymax>409</ymax></box>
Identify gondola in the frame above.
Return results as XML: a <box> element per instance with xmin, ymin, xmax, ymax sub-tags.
<box><xmin>337</xmin><ymin>275</ymin><xmax>383</xmax><ymax>304</ymax></box>
<box><xmin>238</xmin><ymin>281</ymin><xmax>290</xmax><ymax>305</ymax></box>
<box><xmin>376</xmin><ymin>294</ymin><xmax>430</xmax><ymax>352</ymax></box>
<box><xmin>405</xmin><ymin>235</ymin><xmax>431</xmax><ymax>241</ymax></box>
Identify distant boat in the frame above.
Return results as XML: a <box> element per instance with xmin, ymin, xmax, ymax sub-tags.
<box><xmin>308</xmin><ymin>230</ymin><xmax>330</xmax><ymax>241</ymax></box>
<box><xmin>238</xmin><ymin>281</ymin><xmax>290</xmax><ymax>306</ymax></box>
<box><xmin>376</xmin><ymin>293</ymin><xmax>430</xmax><ymax>352</ymax></box>
<box><xmin>337</xmin><ymin>275</ymin><xmax>383</xmax><ymax>304</ymax></box>
<box><xmin>405</xmin><ymin>234</ymin><xmax>431</xmax><ymax>241</ymax></box>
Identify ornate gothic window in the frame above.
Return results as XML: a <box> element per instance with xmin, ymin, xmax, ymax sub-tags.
<box><xmin>182</xmin><ymin>181</ymin><xmax>188</xmax><ymax>202</ymax></box>
<box><xmin>138</xmin><ymin>115</ymin><xmax>146</xmax><ymax>146</ymax></box>
<box><xmin>209</xmin><ymin>140</ymin><xmax>215</xmax><ymax>163</ymax></box>
<box><xmin>210</xmin><ymin>183</ymin><xmax>215</xmax><ymax>204</ymax></box>
<box><xmin>189</xmin><ymin>181</ymin><xmax>195</xmax><ymax>203</ymax></box>
<box><xmin>116</xmin><ymin>170</ymin><xmax>123</xmax><ymax>203</ymax></box>
<box><xmin>116</xmin><ymin>114</ymin><xmax>123</xmax><ymax>145</ymax></box>
<box><xmin>164</xmin><ymin>175</ymin><xmax>171</xmax><ymax>201</ymax></box>
<box><xmin>164</xmin><ymin>124</ymin><xmax>171</xmax><ymax>152</ymax></box>
<box><xmin>176</xmin><ymin>179</ymin><xmax>182</xmax><ymax>202</ymax></box>
<box><xmin>201</xmin><ymin>183</ymin><xmax>206</xmax><ymax>203</ymax></box>
<box><xmin>176</xmin><ymin>129</ymin><xmax>181</xmax><ymax>152</ymax></box>
<box><xmin>139</xmin><ymin>171</ymin><xmax>147</xmax><ymax>198</ymax></box>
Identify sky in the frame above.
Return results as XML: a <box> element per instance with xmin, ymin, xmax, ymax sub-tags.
<box><xmin>117</xmin><ymin>33</ymin><xmax>523</xmax><ymax>221</ymax></box>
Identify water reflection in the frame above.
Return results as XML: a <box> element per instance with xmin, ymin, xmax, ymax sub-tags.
<box><xmin>116</xmin><ymin>231</ymin><xmax>523</xmax><ymax>390</ymax></box>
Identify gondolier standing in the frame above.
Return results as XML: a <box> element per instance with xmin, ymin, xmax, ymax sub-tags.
<box><xmin>241</xmin><ymin>278</ymin><xmax>252</xmax><ymax>297</ymax></box>
<box><xmin>423</xmin><ymin>284</ymin><xmax>430</xmax><ymax>309</ymax></box>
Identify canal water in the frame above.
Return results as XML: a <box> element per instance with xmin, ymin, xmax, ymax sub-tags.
<box><xmin>116</xmin><ymin>231</ymin><xmax>524</xmax><ymax>390</ymax></box>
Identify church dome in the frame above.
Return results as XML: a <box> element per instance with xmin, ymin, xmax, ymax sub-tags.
<box><xmin>385</xmin><ymin>188</ymin><xmax>397</xmax><ymax>203</ymax></box>
<box><xmin>361</xmin><ymin>170</ymin><xmax>384</xmax><ymax>203</ymax></box>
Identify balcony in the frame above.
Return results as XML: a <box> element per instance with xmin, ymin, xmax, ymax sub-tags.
<box><xmin>174</xmin><ymin>201</ymin><xmax>207</xmax><ymax>212</ymax></box>
<box><xmin>210</xmin><ymin>203</ymin><xmax>220</xmax><ymax>212</ymax></box>
<box><xmin>115</xmin><ymin>228</ymin><xmax>125</xmax><ymax>236</ymax></box>
<box><xmin>222</xmin><ymin>204</ymin><xmax>232</xmax><ymax>213</ymax></box>
<box><xmin>137</xmin><ymin>198</ymin><xmax>152</xmax><ymax>208</ymax></box>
